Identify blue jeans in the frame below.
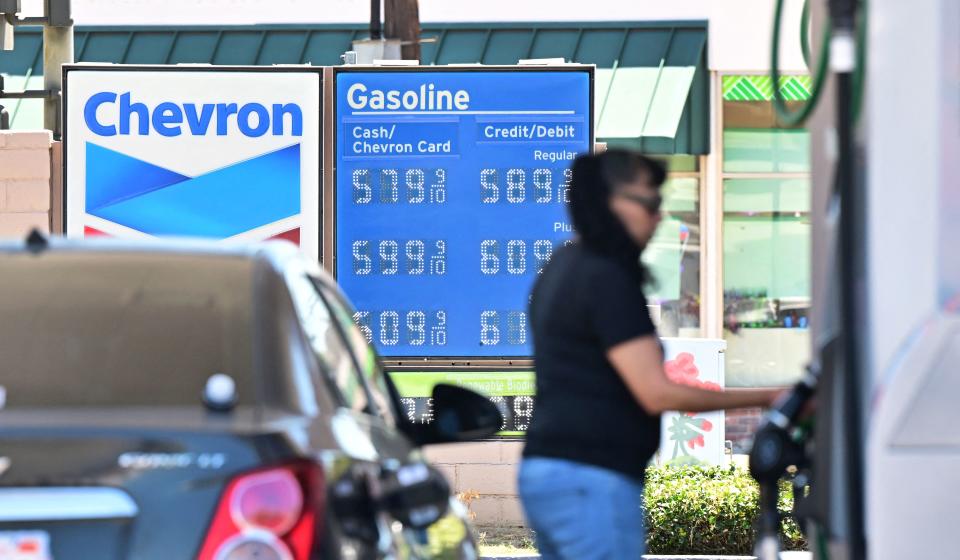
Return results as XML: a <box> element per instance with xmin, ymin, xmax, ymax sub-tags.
<box><xmin>518</xmin><ymin>457</ymin><xmax>646</xmax><ymax>560</ymax></box>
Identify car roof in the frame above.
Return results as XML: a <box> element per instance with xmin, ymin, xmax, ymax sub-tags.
<box><xmin>0</xmin><ymin>234</ymin><xmax>327</xmax><ymax>280</ymax></box>
<box><xmin>0</xmin><ymin>234</ymin><xmax>337</xmax><ymax>415</ymax></box>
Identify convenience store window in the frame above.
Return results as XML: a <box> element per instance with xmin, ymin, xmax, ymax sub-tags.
<box><xmin>720</xmin><ymin>76</ymin><xmax>812</xmax><ymax>387</ymax></box>
<box><xmin>644</xmin><ymin>156</ymin><xmax>701</xmax><ymax>338</ymax></box>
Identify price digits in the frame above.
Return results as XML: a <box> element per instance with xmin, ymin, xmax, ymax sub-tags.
<box><xmin>479</xmin><ymin>310</ymin><xmax>528</xmax><ymax>346</ymax></box>
<box><xmin>352</xmin><ymin>168</ymin><xmax>447</xmax><ymax>205</ymax></box>
<box><xmin>480</xmin><ymin>239</ymin><xmax>555</xmax><ymax>275</ymax></box>
<box><xmin>354</xmin><ymin>310</ymin><xmax>448</xmax><ymax>348</ymax></box>
<box><xmin>352</xmin><ymin>239</ymin><xmax>447</xmax><ymax>276</ymax></box>
<box><xmin>480</xmin><ymin>167</ymin><xmax>572</xmax><ymax>204</ymax></box>
<box><xmin>402</xmin><ymin>395</ymin><xmax>533</xmax><ymax>432</ymax></box>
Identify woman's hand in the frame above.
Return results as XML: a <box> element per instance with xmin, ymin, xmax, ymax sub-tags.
<box><xmin>768</xmin><ymin>388</ymin><xmax>789</xmax><ymax>408</ymax></box>
<box><xmin>606</xmin><ymin>336</ymin><xmax>789</xmax><ymax>414</ymax></box>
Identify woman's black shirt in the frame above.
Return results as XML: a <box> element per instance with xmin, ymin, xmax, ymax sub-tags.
<box><xmin>523</xmin><ymin>242</ymin><xmax>660</xmax><ymax>481</ymax></box>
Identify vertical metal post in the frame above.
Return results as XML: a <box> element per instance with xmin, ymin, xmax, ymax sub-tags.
<box><xmin>43</xmin><ymin>24</ymin><xmax>72</xmax><ymax>139</ymax></box>
<box><xmin>702</xmin><ymin>71</ymin><xmax>725</xmax><ymax>339</ymax></box>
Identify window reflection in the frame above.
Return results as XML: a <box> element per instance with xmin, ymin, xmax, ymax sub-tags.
<box><xmin>722</xmin><ymin>178</ymin><xmax>811</xmax><ymax>386</ymax></box>
<box><xmin>644</xmin><ymin>174</ymin><xmax>701</xmax><ymax>337</ymax></box>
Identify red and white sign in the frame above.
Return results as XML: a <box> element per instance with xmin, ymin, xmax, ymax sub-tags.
<box><xmin>657</xmin><ymin>338</ymin><xmax>727</xmax><ymax>466</ymax></box>
<box><xmin>0</xmin><ymin>531</ymin><xmax>52</xmax><ymax>560</ymax></box>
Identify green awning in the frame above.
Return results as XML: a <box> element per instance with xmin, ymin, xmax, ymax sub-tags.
<box><xmin>1</xmin><ymin>22</ymin><xmax>709</xmax><ymax>154</ymax></box>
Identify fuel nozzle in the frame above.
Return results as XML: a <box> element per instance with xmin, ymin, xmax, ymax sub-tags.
<box><xmin>749</xmin><ymin>364</ymin><xmax>818</xmax><ymax>560</ymax></box>
<box><xmin>750</xmin><ymin>364</ymin><xmax>818</xmax><ymax>482</ymax></box>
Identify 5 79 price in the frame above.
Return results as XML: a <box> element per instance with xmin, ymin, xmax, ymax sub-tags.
<box><xmin>353</xmin><ymin>168</ymin><xmax>447</xmax><ymax>205</ymax></box>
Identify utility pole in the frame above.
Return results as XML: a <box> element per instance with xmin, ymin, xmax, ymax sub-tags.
<box><xmin>370</xmin><ymin>0</ymin><xmax>381</xmax><ymax>40</ymax></box>
<box><xmin>384</xmin><ymin>0</ymin><xmax>420</xmax><ymax>61</ymax></box>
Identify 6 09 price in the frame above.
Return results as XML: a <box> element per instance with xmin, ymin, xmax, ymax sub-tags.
<box><xmin>480</xmin><ymin>167</ymin><xmax>572</xmax><ymax>204</ymax></box>
<box><xmin>352</xmin><ymin>239</ymin><xmax>447</xmax><ymax>276</ymax></box>
<box><xmin>354</xmin><ymin>309</ymin><xmax>448</xmax><ymax>347</ymax></box>
<box><xmin>353</xmin><ymin>168</ymin><xmax>447</xmax><ymax>205</ymax></box>
<box><xmin>480</xmin><ymin>239</ymin><xmax>554</xmax><ymax>275</ymax></box>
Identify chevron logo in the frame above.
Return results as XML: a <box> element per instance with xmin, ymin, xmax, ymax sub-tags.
<box><xmin>85</xmin><ymin>142</ymin><xmax>301</xmax><ymax>238</ymax></box>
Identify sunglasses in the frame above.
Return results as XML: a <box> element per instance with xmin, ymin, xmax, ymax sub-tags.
<box><xmin>616</xmin><ymin>191</ymin><xmax>663</xmax><ymax>214</ymax></box>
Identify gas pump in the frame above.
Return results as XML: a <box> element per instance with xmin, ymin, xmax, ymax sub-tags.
<box><xmin>752</xmin><ymin>0</ymin><xmax>960</xmax><ymax>558</ymax></box>
<box><xmin>749</xmin><ymin>0</ymin><xmax>867</xmax><ymax>558</ymax></box>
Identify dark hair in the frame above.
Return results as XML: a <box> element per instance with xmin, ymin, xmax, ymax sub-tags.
<box><xmin>568</xmin><ymin>149</ymin><xmax>667</xmax><ymax>280</ymax></box>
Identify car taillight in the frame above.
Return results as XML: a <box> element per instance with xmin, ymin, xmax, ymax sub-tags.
<box><xmin>197</xmin><ymin>463</ymin><xmax>324</xmax><ymax>560</ymax></box>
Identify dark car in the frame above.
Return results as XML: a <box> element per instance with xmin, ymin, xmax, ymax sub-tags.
<box><xmin>0</xmin><ymin>235</ymin><xmax>502</xmax><ymax>560</ymax></box>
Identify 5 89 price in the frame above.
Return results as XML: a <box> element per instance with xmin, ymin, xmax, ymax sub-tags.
<box><xmin>480</xmin><ymin>167</ymin><xmax>572</xmax><ymax>204</ymax></box>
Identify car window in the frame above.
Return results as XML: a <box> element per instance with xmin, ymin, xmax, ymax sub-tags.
<box><xmin>286</xmin><ymin>272</ymin><xmax>371</xmax><ymax>414</ymax></box>
<box><xmin>313</xmin><ymin>280</ymin><xmax>398</xmax><ymax>426</ymax></box>
<box><xmin>0</xmin><ymin>253</ymin><xmax>264</xmax><ymax>410</ymax></box>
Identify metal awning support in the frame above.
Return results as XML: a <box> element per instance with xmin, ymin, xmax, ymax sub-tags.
<box><xmin>0</xmin><ymin>77</ymin><xmax>55</xmax><ymax>99</ymax></box>
<box><xmin>0</xmin><ymin>0</ymin><xmax>72</xmax><ymax>138</ymax></box>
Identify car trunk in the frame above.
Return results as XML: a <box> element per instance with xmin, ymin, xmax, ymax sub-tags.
<box><xmin>0</xmin><ymin>408</ymin><xmax>303</xmax><ymax>559</ymax></box>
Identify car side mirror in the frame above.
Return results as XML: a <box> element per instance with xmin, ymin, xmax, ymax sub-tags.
<box><xmin>432</xmin><ymin>383</ymin><xmax>505</xmax><ymax>442</ymax></box>
<box><xmin>398</xmin><ymin>383</ymin><xmax>506</xmax><ymax>446</ymax></box>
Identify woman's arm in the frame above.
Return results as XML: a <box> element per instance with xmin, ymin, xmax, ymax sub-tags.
<box><xmin>607</xmin><ymin>335</ymin><xmax>779</xmax><ymax>415</ymax></box>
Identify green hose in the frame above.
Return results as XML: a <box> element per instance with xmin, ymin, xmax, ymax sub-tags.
<box><xmin>772</xmin><ymin>0</ymin><xmax>868</xmax><ymax>126</ymax></box>
<box><xmin>771</xmin><ymin>0</ymin><xmax>831</xmax><ymax>127</ymax></box>
<box><xmin>817</xmin><ymin>529</ymin><xmax>831</xmax><ymax>560</ymax></box>
<box><xmin>851</xmin><ymin>0</ymin><xmax>868</xmax><ymax>122</ymax></box>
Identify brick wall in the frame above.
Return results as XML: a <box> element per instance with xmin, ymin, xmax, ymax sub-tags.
<box><xmin>726</xmin><ymin>407</ymin><xmax>762</xmax><ymax>453</ymax></box>
<box><xmin>425</xmin><ymin>440</ymin><xmax>525</xmax><ymax>528</ymax></box>
<box><xmin>0</xmin><ymin>131</ymin><xmax>53</xmax><ymax>238</ymax></box>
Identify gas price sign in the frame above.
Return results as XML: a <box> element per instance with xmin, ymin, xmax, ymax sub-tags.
<box><xmin>334</xmin><ymin>67</ymin><xmax>593</xmax><ymax>358</ymax></box>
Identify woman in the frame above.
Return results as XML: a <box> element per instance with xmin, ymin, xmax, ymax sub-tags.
<box><xmin>519</xmin><ymin>150</ymin><xmax>779</xmax><ymax>559</ymax></box>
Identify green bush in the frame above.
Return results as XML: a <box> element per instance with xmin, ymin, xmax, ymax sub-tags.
<box><xmin>644</xmin><ymin>464</ymin><xmax>806</xmax><ymax>555</ymax></box>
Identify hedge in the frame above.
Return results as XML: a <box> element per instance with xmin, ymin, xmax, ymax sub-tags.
<box><xmin>644</xmin><ymin>464</ymin><xmax>806</xmax><ymax>555</ymax></box>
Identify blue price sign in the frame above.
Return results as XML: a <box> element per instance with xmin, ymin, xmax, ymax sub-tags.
<box><xmin>334</xmin><ymin>67</ymin><xmax>593</xmax><ymax>358</ymax></box>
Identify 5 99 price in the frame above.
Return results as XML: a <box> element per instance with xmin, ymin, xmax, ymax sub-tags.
<box><xmin>352</xmin><ymin>239</ymin><xmax>447</xmax><ymax>276</ymax></box>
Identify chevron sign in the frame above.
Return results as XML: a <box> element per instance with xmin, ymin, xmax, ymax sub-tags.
<box><xmin>63</xmin><ymin>67</ymin><xmax>323</xmax><ymax>258</ymax></box>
